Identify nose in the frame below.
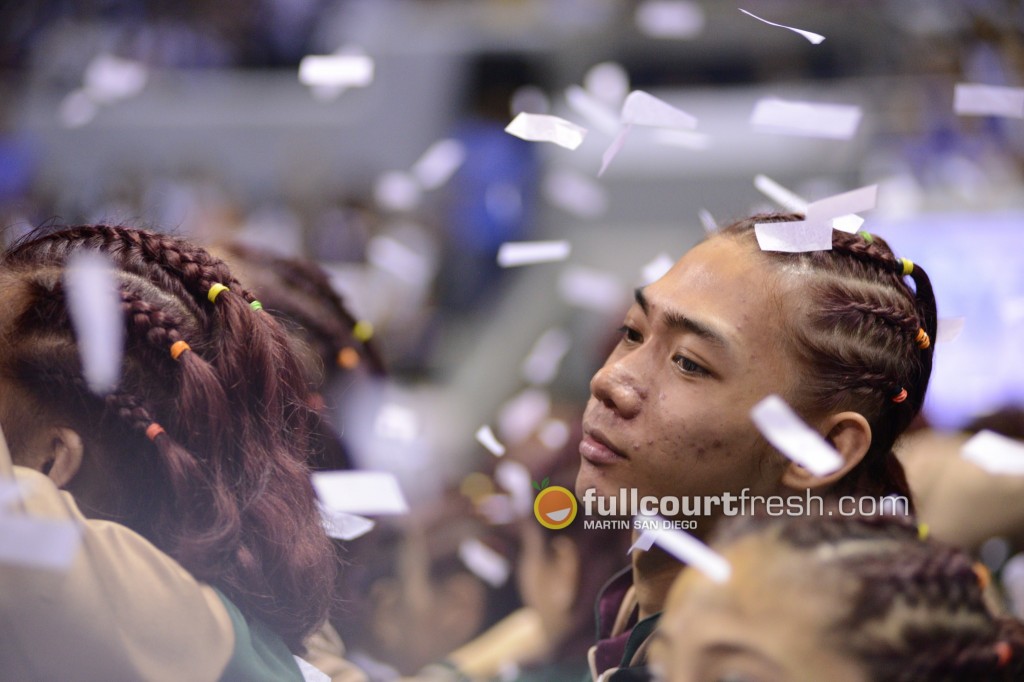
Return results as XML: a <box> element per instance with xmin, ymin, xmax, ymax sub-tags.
<box><xmin>590</xmin><ymin>356</ymin><xmax>645</xmax><ymax>419</ymax></box>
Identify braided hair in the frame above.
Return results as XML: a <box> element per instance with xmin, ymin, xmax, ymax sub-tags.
<box><xmin>0</xmin><ymin>225</ymin><xmax>337</xmax><ymax>649</ymax></box>
<box><xmin>717</xmin><ymin>213</ymin><xmax>938</xmax><ymax>505</ymax></box>
<box><xmin>713</xmin><ymin>515</ymin><xmax>1024</xmax><ymax>681</ymax></box>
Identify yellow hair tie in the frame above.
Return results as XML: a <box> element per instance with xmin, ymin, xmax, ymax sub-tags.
<box><xmin>170</xmin><ymin>340</ymin><xmax>191</xmax><ymax>361</ymax></box>
<box><xmin>353</xmin><ymin>320</ymin><xmax>374</xmax><ymax>343</ymax></box>
<box><xmin>207</xmin><ymin>283</ymin><xmax>230</xmax><ymax>303</ymax></box>
<box><xmin>901</xmin><ymin>258</ymin><xmax>914</xmax><ymax>276</ymax></box>
<box><xmin>916</xmin><ymin>328</ymin><xmax>931</xmax><ymax>350</ymax></box>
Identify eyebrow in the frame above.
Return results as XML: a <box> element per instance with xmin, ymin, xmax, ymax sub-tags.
<box><xmin>634</xmin><ymin>288</ymin><xmax>730</xmax><ymax>350</ymax></box>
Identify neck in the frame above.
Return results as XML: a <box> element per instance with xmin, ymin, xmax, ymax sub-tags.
<box><xmin>632</xmin><ymin>544</ymin><xmax>683</xmax><ymax>621</ymax></box>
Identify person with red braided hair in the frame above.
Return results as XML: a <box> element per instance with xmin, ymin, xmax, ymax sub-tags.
<box><xmin>0</xmin><ymin>225</ymin><xmax>338</xmax><ymax>681</ymax></box>
<box><xmin>579</xmin><ymin>213</ymin><xmax>939</xmax><ymax>680</ymax></box>
<box><xmin>651</xmin><ymin>514</ymin><xmax>1024</xmax><ymax>681</ymax></box>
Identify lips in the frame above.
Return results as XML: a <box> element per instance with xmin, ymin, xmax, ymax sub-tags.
<box><xmin>579</xmin><ymin>428</ymin><xmax>628</xmax><ymax>465</ymax></box>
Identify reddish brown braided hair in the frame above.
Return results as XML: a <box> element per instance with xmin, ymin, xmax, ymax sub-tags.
<box><xmin>0</xmin><ymin>225</ymin><xmax>337</xmax><ymax>649</ymax></box>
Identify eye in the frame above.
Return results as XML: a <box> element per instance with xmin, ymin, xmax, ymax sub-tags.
<box><xmin>618</xmin><ymin>324</ymin><xmax>643</xmax><ymax>345</ymax></box>
<box><xmin>673</xmin><ymin>354</ymin><xmax>709</xmax><ymax>376</ymax></box>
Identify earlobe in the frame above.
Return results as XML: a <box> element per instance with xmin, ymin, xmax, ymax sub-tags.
<box><xmin>780</xmin><ymin>411</ymin><xmax>872</xmax><ymax>491</ymax></box>
<box><xmin>41</xmin><ymin>427</ymin><xmax>85</xmax><ymax>488</ymax></box>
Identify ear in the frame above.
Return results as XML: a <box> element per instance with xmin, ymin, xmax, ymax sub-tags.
<box><xmin>23</xmin><ymin>426</ymin><xmax>84</xmax><ymax>489</ymax></box>
<box><xmin>780</xmin><ymin>411</ymin><xmax>871</xmax><ymax>490</ymax></box>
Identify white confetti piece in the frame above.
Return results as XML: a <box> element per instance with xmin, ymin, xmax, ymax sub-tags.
<box><xmin>374</xmin><ymin>171</ymin><xmax>421</xmax><ymax>212</ymax></box>
<box><xmin>584</xmin><ymin>62</ymin><xmax>630</xmax><ymax>107</ymax></box>
<box><xmin>634</xmin><ymin>517</ymin><xmax>731</xmax><ymax>583</ymax></box>
<box><xmin>478</xmin><ymin>494</ymin><xmax>517</xmax><ymax>525</ymax></box>
<box><xmin>411</xmin><ymin>139</ymin><xmax>466</xmax><ymax>191</ymax></box>
<box><xmin>58</xmin><ymin>89</ymin><xmax>98</xmax><ymax>129</ymax></box>
<box><xmin>294</xmin><ymin>657</ymin><xmax>331</xmax><ymax>682</ymax></box>
<box><xmin>954</xmin><ymin>83</ymin><xmax>1024</xmax><ymax>118</ymax></box>
<box><xmin>542</xmin><ymin>168</ymin><xmax>609</xmax><ymax>219</ymax></box>
<box><xmin>83</xmin><ymin>54</ymin><xmax>148</xmax><ymax>104</ymax></box>
<box><xmin>739</xmin><ymin>8</ymin><xmax>825</xmax><ymax>45</ymax></box>
<box><xmin>538</xmin><ymin>419</ymin><xmax>571</xmax><ymax>451</ymax></box>
<box><xmin>751</xmin><ymin>99</ymin><xmax>862</xmax><ymax>140</ymax></box>
<box><xmin>598</xmin><ymin>124</ymin><xmax>632</xmax><ymax>177</ymax></box>
<box><xmin>504</xmin><ymin>113</ymin><xmax>587</xmax><ymax>150</ymax></box>
<box><xmin>367</xmin><ymin>234</ymin><xmax>433</xmax><ymax>288</ymax></box>
<box><xmin>475</xmin><ymin>425</ymin><xmax>507</xmax><ymax>457</ymax></box>
<box><xmin>373</xmin><ymin>402</ymin><xmax>419</xmax><ymax>442</ymax></box>
<box><xmin>622</xmin><ymin>91</ymin><xmax>698</xmax><ymax>129</ymax></box>
<box><xmin>754</xmin><ymin>220</ymin><xmax>832</xmax><ymax>253</ymax></box>
<box><xmin>459</xmin><ymin>538</ymin><xmax>511</xmax><ymax>588</ymax></box>
<box><xmin>640</xmin><ymin>253</ymin><xmax>675</xmax><ymax>286</ymax></box>
<box><xmin>498</xmin><ymin>389</ymin><xmax>551</xmax><ymax>446</ymax></box>
<box><xmin>565</xmin><ymin>85</ymin><xmax>621</xmax><ymax>136</ymax></box>
<box><xmin>936</xmin><ymin>317</ymin><xmax>965</xmax><ymax>343</ymax></box>
<box><xmin>0</xmin><ymin>516</ymin><xmax>81</xmax><ymax>571</ymax></box>
<box><xmin>558</xmin><ymin>266</ymin><xmax>628</xmax><ymax>311</ymax></box>
<box><xmin>65</xmin><ymin>252</ymin><xmax>124</xmax><ymax>395</ymax></box>
<box><xmin>298</xmin><ymin>53</ymin><xmax>374</xmax><ymax>88</ymax></box>
<box><xmin>0</xmin><ymin>478</ymin><xmax>22</xmax><ymax>508</ymax></box>
<box><xmin>628</xmin><ymin>529</ymin><xmax>656</xmax><ymax>553</ymax></box>
<box><xmin>318</xmin><ymin>504</ymin><xmax>376</xmax><ymax>541</ymax></box>
<box><xmin>750</xmin><ymin>395</ymin><xmax>844</xmax><ymax>476</ymax></box>
<box><xmin>312</xmin><ymin>470</ymin><xmax>409</xmax><ymax>515</ymax></box>
<box><xmin>804</xmin><ymin>185</ymin><xmax>878</xmax><ymax>227</ymax></box>
<box><xmin>521</xmin><ymin>327</ymin><xmax>573</xmax><ymax>386</ymax></box>
<box><xmin>650</xmin><ymin>128</ymin><xmax>711</xmax><ymax>150</ymax></box>
<box><xmin>495</xmin><ymin>460</ymin><xmax>534</xmax><ymax>517</ymax></box>
<box><xmin>830</xmin><ymin>214</ymin><xmax>865</xmax><ymax>232</ymax></box>
<box><xmin>635</xmin><ymin>1</ymin><xmax>705</xmax><ymax>39</ymax></box>
<box><xmin>754</xmin><ymin>174</ymin><xmax>808</xmax><ymax>213</ymax></box>
<box><xmin>962</xmin><ymin>430</ymin><xmax>1024</xmax><ymax>476</ymax></box>
<box><xmin>698</xmin><ymin>209</ymin><xmax>717</xmax><ymax>232</ymax></box>
<box><xmin>497</xmin><ymin>240</ymin><xmax>572</xmax><ymax>268</ymax></box>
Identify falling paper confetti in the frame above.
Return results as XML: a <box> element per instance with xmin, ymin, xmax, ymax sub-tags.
<box><xmin>754</xmin><ymin>220</ymin><xmax>832</xmax><ymax>253</ymax></box>
<box><xmin>954</xmin><ymin>84</ymin><xmax>1024</xmax><ymax>118</ymax></box>
<box><xmin>633</xmin><ymin>517</ymin><xmax>731</xmax><ymax>583</ymax></box>
<box><xmin>751</xmin><ymin>99</ymin><xmax>862</xmax><ymax>139</ymax></box>
<box><xmin>628</xmin><ymin>530</ymin><xmax>656</xmax><ymax>553</ymax></box>
<box><xmin>584</xmin><ymin>62</ymin><xmax>630</xmax><ymax>107</ymax></box>
<box><xmin>497</xmin><ymin>240</ymin><xmax>572</xmax><ymax>268</ymax></box>
<box><xmin>0</xmin><ymin>516</ymin><xmax>82</xmax><ymax>571</ymax></box>
<box><xmin>83</xmin><ymin>54</ymin><xmax>148</xmax><ymax>104</ymax></box>
<box><xmin>318</xmin><ymin>503</ymin><xmax>376</xmax><ymax>541</ymax></box>
<box><xmin>558</xmin><ymin>266</ymin><xmax>629</xmax><ymax>311</ymax></box>
<box><xmin>294</xmin><ymin>657</ymin><xmax>332</xmax><ymax>682</ymax></box>
<box><xmin>739</xmin><ymin>8</ymin><xmax>825</xmax><ymax>44</ymax></box>
<box><xmin>622</xmin><ymin>90</ymin><xmax>698</xmax><ymax>130</ymax></box>
<box><xmin>542</xmin><ymin>168</ymin><xmax>609</xmax><ymax>219</ymax></box>
<box><xmin>750</xmin><ymin>395</ymin><xmax>844</xmax><ymax>476</ymax></box>
<box><xmin>936</xmin><ymin>317</ymin><xmax>965</xmax><ymax>344</ymax></box>
<box><xmin>475</xmin><ymin>425</ymin><xmax>507</xmax><ymax>457</ymax></box>
<box><xmin>65</xmin><ymin>251</ymin><xmax>124</xmax><ymax>395</ymax></box>
<box><xmin>804</xmin><ymin>185</ymin><xmax>878</xmax><ymax>227</ymax></box>
<box><xmin>962</xmin><ymin>430</ymin><xmax>1024</xmax><ymax>476</ymax></box>
<box><xmin>459</xmin><ymin>538</ymin><xmax>511</xmax><ymax>587</ymax></box>
<box><xmin>640</xmin><ymin>253</ymin><xmax>676</xmax><ymax>286</ymax></box>
<box><xmin>411</xmin><ymin>139</ymin><xmax>466</xmax><ymax>191</ymax></box>
<box><xmin>498</xmin><ymin>389</ymin><xmax>552</xmax><ymax>445</ymax></box>
<box><xmin>635</xmin><ymin>1</ymin><xmax>706</xmax><ymax>39</ymax></box>
<box><xmin>495</xmin><ymin>460</ymin><xmax>535</xmax><ymax>517</ymax></box>
<box><xmin>754</xmin><ymin>174</ymin><xmax>808</xmax><ymax>213</ymax></box>
<box><xmin>698</xmin><ymin>209</ymin><xmax>717</xmax><ymax>232</ymax></box>
<box><xmin>538</xmin><ymin>419</ymin><xmax>571</xmax><ymax>451</ymax></box>
<box><xmin>565</xmin><ymin>85</ymin><xmax>621</xmax><ymax>136</ymax></box>
<box><xmin>521</xmin><ymin>327</ymin><xmax>573</xmax><ymax>386</ymax></box>
<box><xmin>298</xmin><ymin>53</ymin><xmax>374</xmax><ymax>88</ymax></box>
<box><xmin>312</xmin><ymin>470</ymin><xmax>410</xmax><ymax>515</ymax></box>
<box><xmin>58</xmin><ymin>89</ymin><xmax>99</xmax><ymax>129</ymax></box>
<box><xmin>374</xmin><ymin>171</ymin><xmax>422</xmax><ymax>212</ymax></box>
<box><xmin>599</xmin><ymin>125</ymin><xmax>632</xmax><ymax>177</ymax></box>
<box><xmin>505</xmin><ymin>113</ymin><xmax>588</xmax><ymax>150</ymax></box>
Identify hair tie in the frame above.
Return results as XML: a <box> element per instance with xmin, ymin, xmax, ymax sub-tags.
<box><xmin>353</xmin><ymin>320</ymin><xmax>374</xmax><ymax>343</ymax></box>
<box><xmin>337</xmin><ymin>347</ymin><xmax>360</xmax><ymax>369</ymax></box>
<box><xmin>915</xmin><ymin>328</ymin><xmax>931</xmax><ymax>350</ymax></box>
<box><xmin>995</xmin><ymin>641</ymin><xmax>1012</xmax><ymax>667</ymax></box>
<box><xmin>170</xmin><ymin>340</ymin><xmax>191</xmax><ymax>361</ymax></box>
<box><xmin>917</xmin><ymin>522</ymin><xmax>929</xmax><ymax>540</ymax></box>
<box><xmin>207</xmin><ymin>283</ymin><xmax>230</xmax><ymax>303</ymax></box>
<box><xmin>973</xmin><ymin>562</ymin><xmax>992</xmax><ymax>591</ymax></box>
<box><xmin>250</xmin><ymin>300</ymin><xmax>263</xmax><ymax>312</ymax></box>
<box><xmin>892</xmin><ymin>387</ymin><xmax>908</xmax><ymax>404</ymax></box>
<box><xmin>900</xmin><ymin>258</ymin><xmax>914</xmax><ymax>276</ymax></box>
<box><xmin>858</xmin><ymin>230</ymin><xmax>874</xmax><ymax>243</ymax></box>
<box><xmin>145</xmin><ymin>423</ymin><xmax>166</xmax><ymax>441</ymax></box>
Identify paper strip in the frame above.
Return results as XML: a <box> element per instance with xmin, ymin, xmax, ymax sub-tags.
<box><xmin>698</xmin><ymin>209</ymin><xmax>717</xmax><ymax>232</ymax></box>
<box><xmin>83</xmin><ymin>54</ymin><xmax>148</xmax><ymax>103</ymax></box>
<box><xmin>751</xmin><ymin>99</ymin><xmax>862</xmax><ymax>139</ymax></box>
<box><xmin>542</xmin><ymin>168</ymin><xmax>609</xmax><ymax>218</ymax></box>
<box><xmin>558</xmin><ymin>266</ymin><xmax>628</xmax><ymax>311</ymax></box>
<box><xmin>475</xmin><ymin>425</ymin><xmax>507</xmax><ymax>457</ymax></box>
<box><xmin>318</xmin><ymin>504</ymin><xmax>376</xmax><ymax>541</ymax></box>
<box><xmin>495</xmin><ymin>460</ymin><xmax>535</xmax><ymax>517</ymax></box>
<box><xmin>739</xmin><ymin>8</ymin><xmax>825</xmax><ymax>44</ymax></box>
<box><xmin>65</xmin><ymin>252</ymin><xmax>124</xmax><ymax>395</ymax></box>
<box><xmin>312</xmin><ymin>471</ymin><xmax>409</xmax><ymax>515</ymax></box>
<box><xmin>298</xmin><ymin>54</ymin><xmax>374</xmax><ymax>88</ymax></box>
<box><xmin>505</xmin><ymin>113</ymin><xmax>587</xmax><ymax>150</ymax></box>
<box><xmin>599</xmin><ymin>124</ymin><xmax>632</xmax><ymax>177</ymax></box>
<box><xmin>750</xmin><ymin>395</ymin><xmax>844</xmax><ymax>476</ymax></box>
<box><xmin>0</xmin><ymin>516</ymin><xmax>81</xmax><ymax>571</ymax></box>
<box><xmin>628</xmin><ymin>530</ymin><xmax>656</xmax><ymax>553</ymax></box>
<box><xmin>755</xmin><ymin>220</ymin><xmax>832</xmax><ymax>253</ymax></box>
<box><xmin>962</xmin><ymin>430</ymin><xmax>1024</xmax><ymax>476</ymax></box>
<box><xmin>498</xmin><ymin>389</ymin><xmax>551</xmax><ymax>446</ymax></box>
<box><xmin>640</xmin><ymin>253</ymin><xmax>675</xmax><ymax>286</ymax></box>
<box><xmin>412</xmin><ymin>139</ymin><xmax>466</xmax><ymax>190</ymax></box>
<box><xmin>954</xmin><ymin>83</ymin><xmax>1024</xmax><ymax>118</ymax></box>
<box><xmin>805</xmin><ymin>185</ymin><xmax>878</xmax><ymax>225</ymax></box>
<box><xmin>936</xmin><ymin>317</ymin><xmax>965</xmax><ymax>344</ymax></box>
<box><xmin>635</xmin><ymin>1</ymin><xmax>706</xmax><ymax>39</ymax></box>
<box><xmin>621</xmin><ymin>90</ymin><xmax>698</xmax><ymax>129</ymax></box>
<box><xmin>634</xmin><ymin>517</ymin><xmax>731</xmax><ymax>583</ymax></box>
<box><xmin>497</xmin><ymin>240</ymin><xmax>572</xmax><ymax>268</ymax></box>
<box><xmin>459</xmin><ymin>538</ymin><xmax>511</xmax><ymax>588</ymax></box>
<box><xmin>294</xmin><ymin>656</ymin><xmax>331</xmax><ymax>682</ymax></box>
<box><xmin>754</xmin><ymin>174</ymin><xmax>808</xmax><ymax>213</ymax></box>
<box><xmin>565</xmin><ymin>85</ymin><xmax>621</xmax><ymax>136</ymax></box>
<box><xmin>521</xmin><ymin>327</ymin><xmax>573</xmax><ymax>386</ymax></box>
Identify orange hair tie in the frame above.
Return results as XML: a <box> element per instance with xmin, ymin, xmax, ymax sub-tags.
<box><xmin>145</xmin><ymin>423</ymin><xmax>166</xmax><ymax>441</ymax></box>
<box><xmin>891</xmin><ymin>388</ymin><xmax>908</xmax><ymax>404</ymax></box>
<box><xmin>995</xmin><ymin>641</ymin><xmax>1012</xmax><ymax>667</ymax></box>
<box><xmin>337</xmin><ymin>347</ymin><xmax>360</xmax><ymax>369</ymax></box>
<box><xmin>915</xmin><ymin>328</ymin><xmax>931</xmax><ymax>350</ymax></box>
<box><xmin>170</xmin><ymin>340</ymin><xmax>191</xmax><ymax>361</ymax></box>
<box><xmin>973</xmin><ymin>562</ymin><xmax>991</xmax><ymax>591</ymax></box>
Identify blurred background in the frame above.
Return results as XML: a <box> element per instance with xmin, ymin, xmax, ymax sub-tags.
<box><xmin>1</xmin><ymin>0</ymin><xmax>1023</xmax><ymax>495</ymax></box>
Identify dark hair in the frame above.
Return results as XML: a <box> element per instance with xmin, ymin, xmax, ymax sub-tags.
<box><xmin>717</xmin><ymin>214</ymin><xmax>938</xmax><ymax>504</ymax></box>
<box><xmin>0</xmin><ymin>225</ymin><xmax>337</xmax><ymax>648</ymax></box>
<box><xmin>712</xmin><ymin>514</ymin><xmax>1024</xmax><ymax>681</ymax></box>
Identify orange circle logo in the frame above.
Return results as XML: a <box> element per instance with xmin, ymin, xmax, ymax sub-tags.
<box><xmin>533</xmin><ymin>486</ymin><xmax>578</xmax><ymax>530</ymax></box>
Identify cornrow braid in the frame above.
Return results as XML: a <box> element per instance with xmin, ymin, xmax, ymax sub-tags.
<box><xmin>717</xmin><ymin>214</ymin><xmax>938</xmax><ymax>504</ymax></box>
<box><xmin>713</xmin><ymin>515</ymin><xmax>1024</xmax><ymax>682</ymax></box>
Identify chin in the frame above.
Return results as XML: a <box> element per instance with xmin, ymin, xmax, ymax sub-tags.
<box><xmin>575</xmin><ymin>458</ymin><xmax>623</xmax><ymax>500</ymax></box>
